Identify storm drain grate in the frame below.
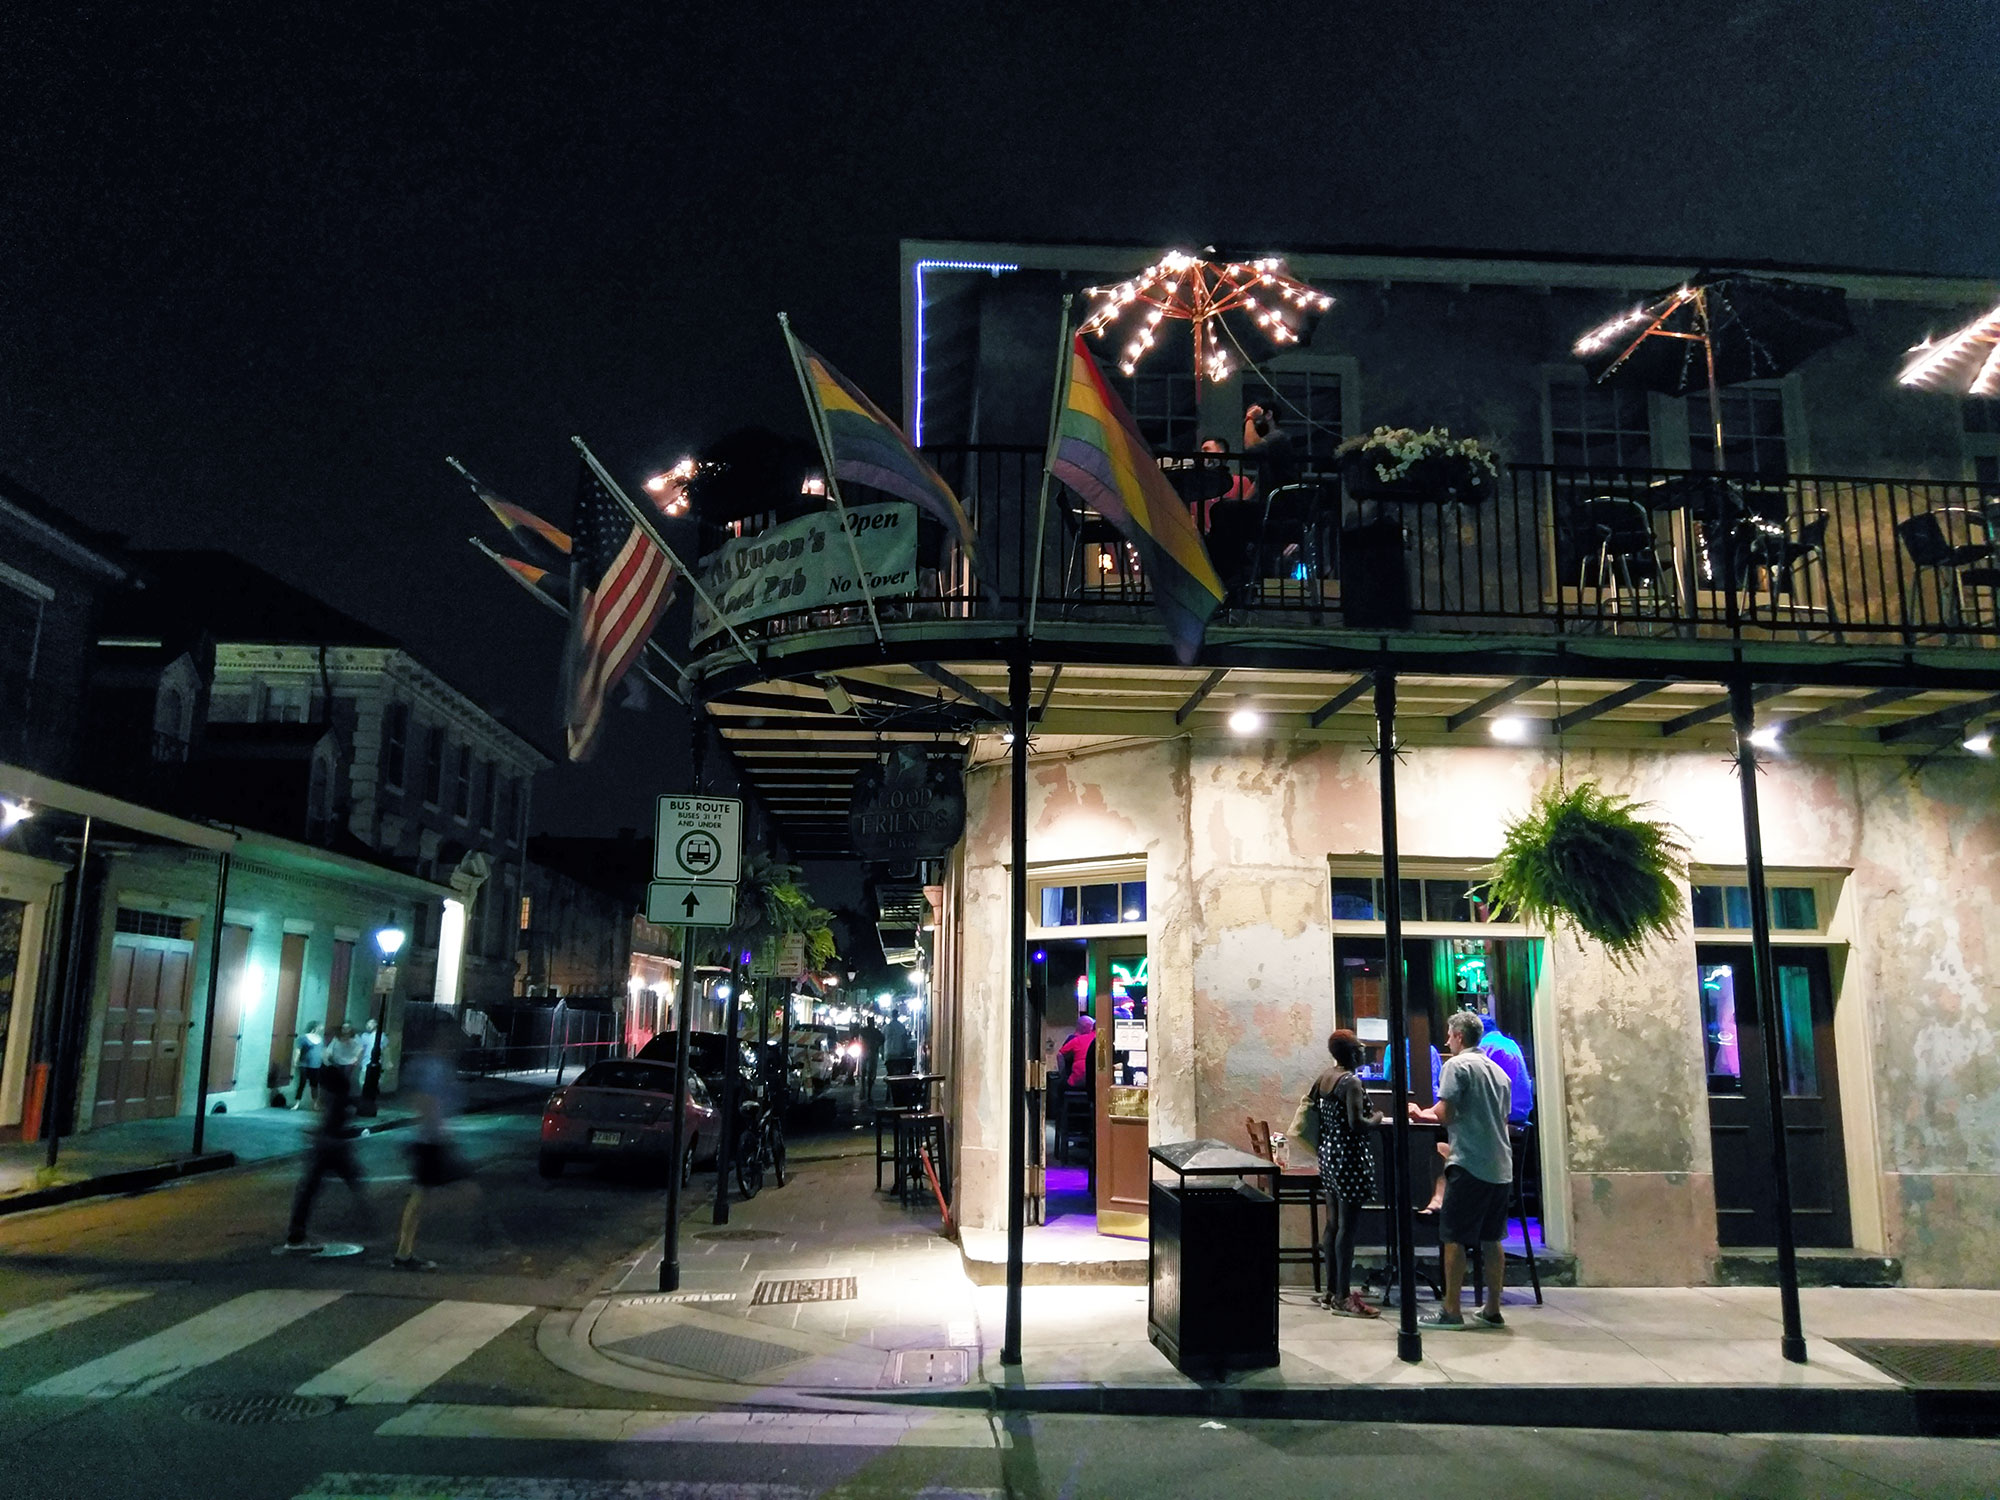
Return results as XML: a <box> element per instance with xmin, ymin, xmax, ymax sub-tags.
<box><xmin>884</xmin><ymin>1347</ymin><xmax>971</xmax><ymax>1387</ymax></box>
<box><xmin>1837</xmin><ymin>1340</ymin><xmax>2000</xmax><ymax>1388</ymax></box>
<box><xmin>183</xmin><ymin>1394</ymin><xmax>337</xmax><ymax>1425</ymax></box>
<box><xmin>603</xmin><ymin>1324</ymin><xmax>803</xmax><ymax>1381</ymax></box>
<box><xmin>693</xmin><ymin>1228</ymin><xmax>782</xmax><ymax>1242</ymax></box>
<box><xmin>750</xmin><ymin>1275</ymin><xmax>858</xmax><ymax>1306</ymax></box>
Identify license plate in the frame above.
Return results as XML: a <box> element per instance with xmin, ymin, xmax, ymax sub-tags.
<box><xmin>590</xmin><ymin>1130</ymin><xmax>621</xmax><ymax>1147</ymax></box>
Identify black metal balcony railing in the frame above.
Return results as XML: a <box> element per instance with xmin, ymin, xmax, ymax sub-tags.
<box><xmin>696</xmin><ymin>446</ymin><xmax>2000</xmax><ymax>656</ymax></box>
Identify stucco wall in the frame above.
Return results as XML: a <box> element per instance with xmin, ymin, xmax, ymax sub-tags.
<box><xmin>952</xmin><ymin>733</ymin><xmax>2000</xmax><ymax>1286</ymax></box>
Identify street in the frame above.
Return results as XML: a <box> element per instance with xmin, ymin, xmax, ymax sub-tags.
<box><xmin>1</xmin><ymin>1092</ymin><xmax>1995</xmax><ymax>1500</ymax></box>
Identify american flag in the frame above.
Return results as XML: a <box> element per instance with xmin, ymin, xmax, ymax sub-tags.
<box><xmin>565</xmin><ymin>460</ymin><xmax>675</xmax><ymax>760</ymax></box>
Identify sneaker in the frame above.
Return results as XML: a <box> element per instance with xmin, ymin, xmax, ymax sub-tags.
<box><xmin>1418</xmin><ymin>1308</ymin><xmax>1466</xmax><ymax>1329</ymax></box>
<box><xmin>1345</xmin><ymin>1294</ymin><xmax>1382</xmax><ymax>1319</ymax></box>
<box><xmin>1473</xmin><ymin>1307</ymin><xmax>1507</xmax><ymax>1328</ymax></box>
<box><xmin>391</xmin><ymin>1255</ymin><xmax>437</xmax><ymax>1272</ymax></box>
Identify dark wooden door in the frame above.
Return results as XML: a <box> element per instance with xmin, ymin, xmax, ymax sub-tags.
<box><xmin>1092</xmin><ymin>937</ymin><xmax>1150</xmax><ymax>1238</ymax></box>
<box><xmin>94</xmin><ymin>936</ymin><xmax>192</xmax><ymax>1125</ymax></box>
<box><xmin>1699</xmin><ymin>944</ymin><xmax>1851</xmax><ymax>1248</ymax></box>
<box><xmin>267</xmin><ymin>933</ymin><xmax>309</xmax><ymax>1088</ymax></box>
<box><xmin>327</xmin><ymin>939</ymin><xmax>355</xmax><ymax>1029</ymax></box>
<box><xmin>207</xmin><ymin>923</ymin><xmax>252</xmax><ymax>1090</ymax></box>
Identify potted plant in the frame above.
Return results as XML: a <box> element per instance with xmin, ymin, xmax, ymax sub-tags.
<box><xmin>1337</xmin><ymin>426</ymin><xmax>1501</xmax><ymax>505</ymax></box>
<box><xmin>1481</xmin><ymin>779</ymin><xmax>1689</xmax><ymax>969</ymax></box>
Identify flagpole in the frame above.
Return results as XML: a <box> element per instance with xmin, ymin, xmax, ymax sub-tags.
<box><xmin>1027</xmin><ymin>295</ymin><xmax>1075</xmax><ymax>641</ymax></box>
<box><xmin>778</xmin><ymin>313</ymin><xmax>887</xmax><ymax>653</ymax></box>
<box><xmin>571</xmin><ymin>436</ymin><xmax>760</xmax><ymax>670</ymax></box>
<box><xmin>469</xmin><ymin>537</ymin><xmax>686</xmax><ymax>705</ymax></box>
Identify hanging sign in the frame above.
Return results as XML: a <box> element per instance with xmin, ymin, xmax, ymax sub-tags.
<box><xmin>848</xmin><ymin>748</ymin><xmax>966</xmax><ymax>861</ymax></box>
<box><xmin>690</xmin><ymin>503</ymin><xmax>919</xmax><ymax>643</ymax></box>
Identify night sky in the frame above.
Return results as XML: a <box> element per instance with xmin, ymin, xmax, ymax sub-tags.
<box><xmin>5</xmin><ymin>2</ymin><xmax>1996</xmax><ymax>839</ymax></box>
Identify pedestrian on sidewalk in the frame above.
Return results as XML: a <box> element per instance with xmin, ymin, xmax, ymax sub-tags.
<box><xmin>323</xmin><ymin>1022</ymin><xmax>365</xmax><ymax>1096</ymax></box>
<box><xmin>1408</xmin><ymin>1010</ymin><xmax>1513</xmax><ymax>1330</ymax></box>
<box><xmin>292</xmin><ymin>1021</ymin><xmax>324</xmax><ymax>1110</ymax></box>
<box><xmin>282</xmin><ymin>1061</ymin><xmax>370</xmax><ymax>1252</ymax></box>
<box><xmin>393</xmin><ymin>1004</ymin><xmax>471</xmax><ymax>1272</ymax></box>
<box><xmin>1307</xmin><ymin>1028</ymin><xmax>1382</xmax><ymax>1319</ymax></box>
<box><xmin>857</xmin><ymin>1017</ymin><xmax>883</xmax><ymax>1104</ymax></box>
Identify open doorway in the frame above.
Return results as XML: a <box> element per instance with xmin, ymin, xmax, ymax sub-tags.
<box><xmin>1030</xmin><ymin>932</ymin><xmax>1150</xmax><ymax>1238</ymax></box>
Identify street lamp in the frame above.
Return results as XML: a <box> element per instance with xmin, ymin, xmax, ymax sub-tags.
<box><xmin>360</xmin><ymin>925</ymin><xmax>406</xmax><ymax>1116</ymax></box>
<box><xmin>0</xmin><ymin>798</ymin><xmax>31</xmax><ymax>834</ymax></box>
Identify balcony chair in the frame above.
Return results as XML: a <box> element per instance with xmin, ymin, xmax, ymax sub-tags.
<box><xmin>1896</xmin><ymin>508</ymin><xmax>2000</xmax><ymax>636</ymax></box>
<box><xmin>1570</xmin><ymin>496</ymin><xmax>1671</xmax><ymax>629</ymax></box>
<box><xmin>1742</xmin><ymin>509</ymin><xmax>1843</xmax><ymax>640</ymax></box>
<box><xmin>1069</xmin><ymin>511</ymin><xmax>1144</xmax><ymax>602</ymax></box>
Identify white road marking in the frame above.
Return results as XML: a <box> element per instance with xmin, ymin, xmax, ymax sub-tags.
<box><xmin>298</xmin><ymin>1300</ymin><xmax>534</xmax><ymax>1404</ymax></box>
<box><xmin>373</xmin><ymin>1404</ymin><xmax>1008</xmax><ymax>1449</ymax></box>
<box><xmin>25</xmin><ymin>1289</ymin><xmax>343</xmax><ymax>1398</ymax></box>
<box><xmin>0</xmin><ymin>1290</ymin><xmax>152</xmax><ymax>1352</ymax></box>
<box><xmin>294</xmin><ymin>1478</ymin><xmax>1004</xmax><ymax>1499</ymax></box>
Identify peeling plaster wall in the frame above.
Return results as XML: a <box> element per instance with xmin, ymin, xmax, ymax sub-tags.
<box><xmin>949</xmin><ymin>734</ymin><xmax>2000</xmax><ymax>1285</ymax></box>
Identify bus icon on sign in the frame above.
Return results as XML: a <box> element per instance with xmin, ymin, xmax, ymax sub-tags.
<box><xmin>677</xmin><ymin>830</ymin><xmax>722</xmax><ymax>876</ymax></box>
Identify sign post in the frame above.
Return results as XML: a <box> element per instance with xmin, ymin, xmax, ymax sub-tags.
<box><xmin>655</xmin><ymin>795</ymin><xmax>742</xmax><ymax>1292</ymax></box>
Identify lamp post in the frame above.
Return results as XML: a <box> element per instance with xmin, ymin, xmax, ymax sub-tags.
<box><xmin>360</xmin><ymin>925</ymin><xmax>405</xmax><ymax>1116</ymax></box>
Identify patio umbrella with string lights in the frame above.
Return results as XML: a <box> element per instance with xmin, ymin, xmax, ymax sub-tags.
<box><xmin>1079</xmin><ymin>250</ymin><xmax>1332</xmax><ymax>389</ymax></box>
<box><xmin>1899</xmin><ymin>300</ymin><xmax>2000</xmax><ymax>397</ymax></box>
<box><xmin>1574</xmin><ymin>271</ymin><xmax>1854</xmax><ymax>463</ymax></box>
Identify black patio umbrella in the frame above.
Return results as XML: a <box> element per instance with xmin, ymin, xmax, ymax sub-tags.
<box><xmin>1574</xmin><ymin>272</ymin><xmax>1854</xmax><ymax>462</ymax></box>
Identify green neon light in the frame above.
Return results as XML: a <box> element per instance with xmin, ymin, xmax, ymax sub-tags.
<box><xmin>1110</xmin><ymin>957</ymin><xmax>1149</xmax><ymax>989</ymax></box>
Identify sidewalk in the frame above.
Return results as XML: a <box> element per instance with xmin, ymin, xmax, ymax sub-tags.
<box><xmin>540</xmin><ymin>1147</ymin><xmax>2000</xmax><ymax>1436</ymax></box>
<box><xmin>0</xmin><ymin>1070</ymin><xmax>558</xmax><ymax>1212</ymax></box>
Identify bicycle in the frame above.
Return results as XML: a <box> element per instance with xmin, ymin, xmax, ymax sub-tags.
<box><xmin>732</xmin><ymin>1101</ymin><xmax>786</xmax><ymax>1199</ymax></box>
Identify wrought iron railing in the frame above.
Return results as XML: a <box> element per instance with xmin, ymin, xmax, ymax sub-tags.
<box><xmin>689</xmin><ymin>446</ymin><xmax>2000</xmax><ymax>656</ymax></box>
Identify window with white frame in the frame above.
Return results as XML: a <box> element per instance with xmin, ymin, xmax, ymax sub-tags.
<box><xmin>1687</xmin><ymin>385</ymin><xmax>1789</xmax><ymax>476</ymax></box>
<box><xmin>1547</xmin><ymin>372</ymin><xmax>1653</xmax><ymax>471</ymax></box>
<box><xmin>452</xmin><ymin>744</ymin><xmax>473</xmax><ymax>820</ymax></box>
<box><xmin>1688</xmin><ymin>870</ymin><xmax>1841</xmax><ymax>935</ymax></box>
<box><xmin>1963</xmin><ymin>398</ymin><xmax>2000</xmax><ymax>495</ymax></box>
<box><xmin>381</xmin><ymin>701</ymin><xmax>410</xmax><ymax>790</ymax></box>
<box><xmin>1241</xmin><ymin>368</ymin><xmax>1345</xmax><ymax>464</ymax></box>
<box><xmin>261</xmin><ymin>682</ymin><xmax>312</xmax><ymax>723</ymax></box>
<box><xmin>1112</xmin><ymin>370</ymin><xmax>1198</xmax><ymax>451</ymax></box>
<box><xmin>1027</xmin><ymin>861</ymin><xmax>1147</xmax><ymax>934</ymax></box>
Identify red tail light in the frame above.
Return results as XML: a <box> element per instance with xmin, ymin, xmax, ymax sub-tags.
<box><xmin>544</xmin><ymin>1089</ymin><xmax>572</xmax><ymax>1117</ymax></box>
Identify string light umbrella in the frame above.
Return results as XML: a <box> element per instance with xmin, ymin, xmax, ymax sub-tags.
<box><xmin>1574</xmin><ymin>271</ymin><xmax>1853</xmax><ymax>465</ymax></box>
<box><xmin>1080</xmin><ymin>251</ymin><xmax>1333</xmax><ymax>388</ymax></box>
<box><xmin>1899</xmin><ymin>301</ymin><xmax>2000</xmax><ymax>397</ymax></box>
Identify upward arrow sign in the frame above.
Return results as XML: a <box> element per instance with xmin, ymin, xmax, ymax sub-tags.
<box><xmin>681</xmin><ymin>890</ymin><xmax>701</xmax><ymax>917</ymax></box>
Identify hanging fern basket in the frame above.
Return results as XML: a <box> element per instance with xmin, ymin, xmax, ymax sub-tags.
<box><xmin>1482</xmin><ymin>780</ymin><xmax>1689</xmax><ymax>969</ymax></box>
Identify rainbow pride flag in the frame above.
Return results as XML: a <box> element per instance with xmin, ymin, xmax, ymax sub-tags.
<box><xmin>1050</xmin><ymin>335</ymin><xmax>1224</xmax><ymax>662</ymax></box>
<box><xmin>792</xmin><ymin>335</ymin><xmax>978</xmax><ymax>564</ymax></box>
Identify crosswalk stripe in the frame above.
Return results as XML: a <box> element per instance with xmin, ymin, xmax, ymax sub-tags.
<box><xmin>0</xmin><ymin>1290</ymin><xmax>153</xmax><ymax>1352</ymax></box>
<box><xmin>373</xmin><ymin>1404</ymin><xmax>1008</xmax><ymax>1449</ymax></box>
<box><xmin>297</xmin><ymin>1300</ymin><xmax>534</xmax><ymax>1404</ymax></box>
<box><xmin>25</xmin><ymin>1289</ymin><xmax>344</xmax><ymax>1398</ymax></box>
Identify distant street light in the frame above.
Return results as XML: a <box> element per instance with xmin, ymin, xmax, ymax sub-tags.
<box><xmin>360</xmin><ymin>925</ymin><xmax>406</xmax><ymax>1116</ymax></box>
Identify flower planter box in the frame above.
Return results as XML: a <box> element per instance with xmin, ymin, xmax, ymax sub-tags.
<box><xmin>1339</xmin><ymin>450</ymin><xmax>1496</xmax><ymax>506</ymax></box>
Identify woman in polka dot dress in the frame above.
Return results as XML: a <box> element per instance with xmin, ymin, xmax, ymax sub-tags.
<box><xmin>1311</xmin><ymin>1028</ymin><xmax>1383</xmax><ymax>1317</ymax></box>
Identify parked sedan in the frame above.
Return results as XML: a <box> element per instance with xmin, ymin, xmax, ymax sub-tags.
<box><xmin>539</xmin><ymin>1059</ymin><xmax>715</xmax><ymax>1179</ymax></box>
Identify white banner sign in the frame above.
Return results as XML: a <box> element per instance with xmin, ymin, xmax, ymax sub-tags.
<box><xmin>691</xmin><ymin>503</ymin><xmax>919</xmax><ymax>643</ymax></box>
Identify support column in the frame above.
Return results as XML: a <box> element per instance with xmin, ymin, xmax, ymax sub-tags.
<box><xmin>191</xmin><ymin>851</ymin><xmax>233</xmax><ymax>1156</ymax></box>
<box><xmin>1001</xmin><ymin>649</ymin><xmax>1030</xmax><ymax>1366</ymax></box>
<box><xmin>1375</xmin><ymin>674</ymin><xmax>1422</xmax><ymax>1365</ymax></box>
<box><xmin>1731</xmin><ymin>676</ymin><xmax>1807</xmax><ymax>1364</ymax></box>
<box><xmin>43</xmin><ymin>814</ymin><xmax>94</xmax><ymax>1169</ymax></box>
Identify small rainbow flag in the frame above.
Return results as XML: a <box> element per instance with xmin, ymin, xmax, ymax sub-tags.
<box><xmin>453</xmin><ymin>460</ymin><xmax>572</xmax><ymax>572</ymax></box>
<box><xmin>1050</xmin><ymin>335</ymin><xmax>1224</xmax><ymax>662</ymax></box>
<box><xmin>790</xmin><ymin>333</ymin><xmax>978</xmax><ymax>564</ymax></box>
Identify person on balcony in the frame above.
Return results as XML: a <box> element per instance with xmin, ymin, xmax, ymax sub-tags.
<box><xmin>1242</xmin><ymin>404</ymin><xmax>1299</xmax><ymax>500</ymax></box>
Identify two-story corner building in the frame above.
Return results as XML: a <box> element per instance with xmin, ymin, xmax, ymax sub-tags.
<box><xmin>82</xmin><ymin>550</ymin><xmax>552</xmax><ymax>1024</ymax></box>
<box><xmin>674</xmin><ymin>240</ymin><xmax>2000</xmax><ymax>1295</ymax></box>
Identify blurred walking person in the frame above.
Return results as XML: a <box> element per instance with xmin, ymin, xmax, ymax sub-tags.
<box><xmin>281</xmin><ymin>1060</ymin><xmax>369</xmax><ymax>1252</ymax></box>
<box><xmin>394</xmin><ymin>1004</ymin><xmax>471</xmax><ymax>1271</ymax></box>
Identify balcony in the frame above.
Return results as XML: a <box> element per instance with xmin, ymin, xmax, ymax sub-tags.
<box><xmin>690</xmin><ymin>448</ymin><xmax>2000</xmax><ymax>673</ymax></box>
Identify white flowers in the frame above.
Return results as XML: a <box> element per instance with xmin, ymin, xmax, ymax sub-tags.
<box><xmin>1341</xmin><ymin>426</ymin><xmax>1501</xmax><ymax>486</ymax></box>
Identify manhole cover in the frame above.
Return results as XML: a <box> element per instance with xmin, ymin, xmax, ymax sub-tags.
<box><xmin>183</xmin><ymin>1394</ymin><xmax>337</xmax><ymax>1425</ymax></box>
<box><xmin>1837</xmin><ymin>1339</ymin><xmax>2000</xmax><ymax>1388</ymax></box>
<box><xmin>750</xmin><ymin>1275</ymin><xmax>857</xmax><ymax>1306</ymax></box>
<box><xmin>603</xmin><ymin>1324</ymin><xmax>803</xmax><ymax>1381</ymax></box>
<box><xmin>693</xmin><ymin>1229</ymin><xmax>782</xmax><ymax>1242</ymax></box>
<box><xmin>884</xmin><ymin>1347</ymin><xmax>971</xmax><ymax>1387</ymax></box>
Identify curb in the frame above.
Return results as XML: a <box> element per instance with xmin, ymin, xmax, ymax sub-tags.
<box><xmin>0</xmin><ymin>1079</ymin><xmax>546</xmax><ymax>1220</ymax></box>
<box><xmin>0</xmin><ymin>1151</ymin><xmax>238</xmax><ymax>1218</ymax></box>
<box><xmin>864</xmin><ymin>1377</ymin><xmax>1994</xmax><ymax>1438</ymax></box>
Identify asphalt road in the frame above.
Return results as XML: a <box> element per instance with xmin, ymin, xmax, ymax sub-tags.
<box><xmin>1</xmin><ymin>1091</ymin><xmax>1995</xmax><ymax>1500</ymax></box>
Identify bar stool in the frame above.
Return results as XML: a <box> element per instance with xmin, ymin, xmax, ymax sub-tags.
<box><xmin>1248</xmin><ymin>1118</ymin><xmax>1324</xmax><ymax>1294</ymax></box>
<box><xmin>874</xmin><ymin>1104</ymin><xmax>919</xmax><ymax>1192</ymax></box>
<box><xmin>893</xmin><ymin>1112</ymin><xmax>949</xmax><ymax>1206</ymax></box>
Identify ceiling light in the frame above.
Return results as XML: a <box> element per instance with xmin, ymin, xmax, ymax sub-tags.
<box><xmin>1489</xmin><ymin>717</ymin><xmax>1530</xmax><ymax>742</ymax></box>
<box><xmin>820</xmin><ymin>677</ymin><xmax>856</xmax><ymax>716</ymax></box>
<box><xmin>1965</xmin><ymin>727</ymin><xmax>1994</xmax><ymax>756</ymax></box>
<box><xmin>0</xmin><ymin>799</ymin><xmax>31</xmax><ymax>833</ymax></box>
<box><xmin>1749</xmin><ymin>725</ymin><xmax>1782</xmax><ymax>751</ymax></box>
<box><xmin>1227</xmin><ymin>702</ymin><xmax>1264</xmax><ymax>735</ymax></box>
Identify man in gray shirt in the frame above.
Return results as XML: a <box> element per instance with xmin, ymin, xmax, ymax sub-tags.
<box><xmin>1408</xmin><ymin>1010</ymin><xmax>1513</xmax><ymax>1329</ymax></box>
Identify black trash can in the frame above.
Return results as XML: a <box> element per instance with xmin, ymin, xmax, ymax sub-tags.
<box><xmin>1339</xmin><ymin>517</ymin><xmax>1411</xmax><ymax>629</ymax></box>
<box><xmin>1147</xmin><ymin>1140</ymin><xmax>1280</xmax><ymax>1375</ymax></box>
